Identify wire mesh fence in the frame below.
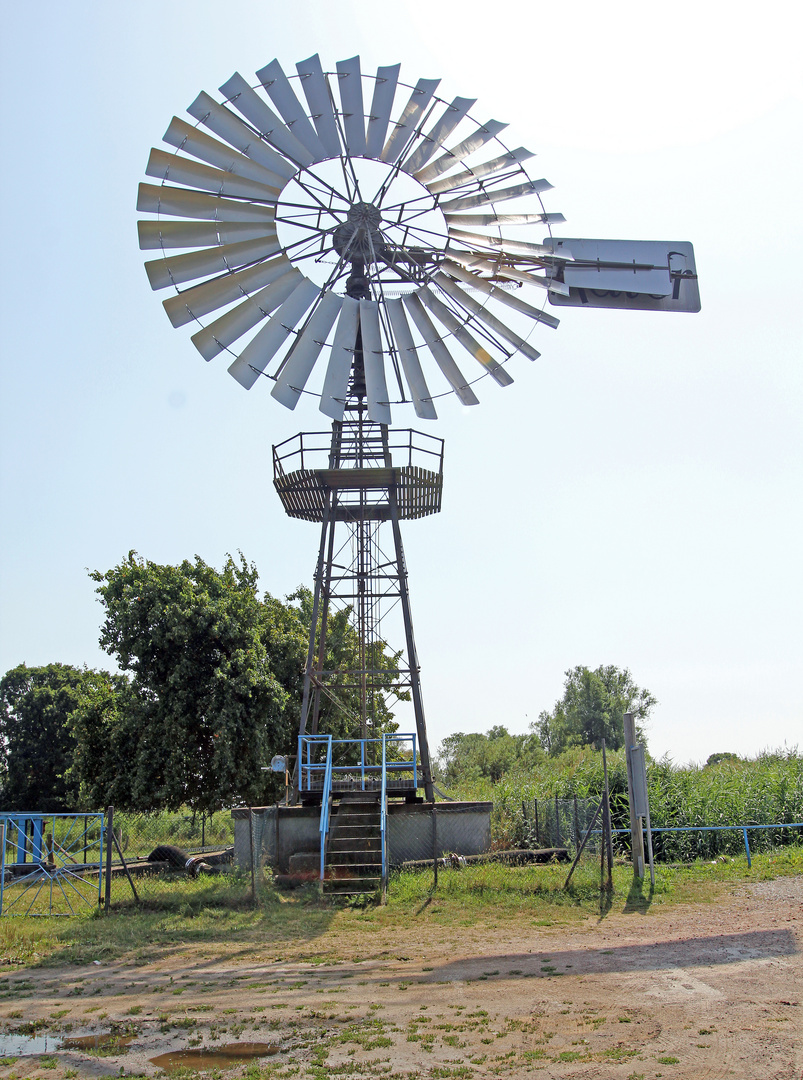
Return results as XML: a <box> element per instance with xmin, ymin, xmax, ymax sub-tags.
<box><xmin>519</xmin><ymin>797</ymin><xmax>599</xmax><ymax>853</ymax></box>
<box><xmin>248</xmin><ymin>807</ymin><xmax>275</xmax><ymax>902</ymax></box>
<box><xmin>102</xmin><ymin>808</ymin><xmax>244</xmax><ymax>909</ymax></box>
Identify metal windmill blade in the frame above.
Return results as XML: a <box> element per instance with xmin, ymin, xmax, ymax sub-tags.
<box><xmin>138</xmin><ymin>57</ymin><xmax>574</xmax><ymax>421</ymax></box>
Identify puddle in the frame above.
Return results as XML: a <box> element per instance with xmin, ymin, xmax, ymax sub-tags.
<box><xmin>62</xmin><ymin>1033</ymin><xmax>133</xmax><ymax>1052</ymax></box>
<box><xmin>0</xmin><ymin>1032</ymin><xmax>61</xmax><ymax>1056</ymax></box>
<box><xmin>0</xmin><ymin>1030</ymin><xmax>132</xmax><ymax>1057</ymax></box>
<box><xmin>150</xmin><ymin>1042</ymin><xmax>280</xmax><ymax>1072</ymax></box>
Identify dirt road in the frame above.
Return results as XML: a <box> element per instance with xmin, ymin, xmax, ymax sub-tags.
<box><xmin>1</xmin><ymin>876</ymin><xmax>801</xmax><ymax>1078</ymax></box>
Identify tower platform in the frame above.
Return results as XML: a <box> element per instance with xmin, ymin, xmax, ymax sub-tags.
<box><xmin>272</xmin><ymin>428</ymin><xmax>444</xmax><ymax>523</ymax></box>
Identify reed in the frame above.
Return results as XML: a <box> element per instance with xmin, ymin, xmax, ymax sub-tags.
<box><xmin>444</xmin><ymin>747</ymin><xmax>803</xmax><ymax>860</ymax></box>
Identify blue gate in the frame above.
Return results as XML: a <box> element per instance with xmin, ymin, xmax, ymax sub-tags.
<box><xmin>0</xmin><ymin>812</ymin><xmax>105</xmax><ymax>916</ymax></box>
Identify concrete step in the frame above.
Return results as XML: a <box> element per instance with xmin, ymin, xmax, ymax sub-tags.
<box><xmin>288</xmin><ymin>851</ymin><xmax>320</xmax><ymax>875</ymax></box>
<box><xmin>330</xmin><ymin>824</ymin><xmax>380</xmax><ymax>838</ymax></box>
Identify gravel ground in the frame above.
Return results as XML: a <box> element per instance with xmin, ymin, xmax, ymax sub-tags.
<box><xmin>0</xmin><ymin>875</ymin><xmax>801</xmax><ymax>1079</ymax></box>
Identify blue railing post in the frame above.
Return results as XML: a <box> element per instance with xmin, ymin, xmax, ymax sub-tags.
<box><xmin>0</xmin><ymin>819</ymin><xmax>5</xmax><ymax>916</ymax></box>
<box><xmin>380</xmin><ymin>734</ymin><xmax>388</xmax><ymax>896</ymax></box>
<box><xmin>319</xmin><ymin>736</ymin><xmax>334</xmax><ymax>880</ymax></box>
<box><xmin>743</xmin><ymin>826</ymin><xmax>752</xmax><ymax>868</ymax></box>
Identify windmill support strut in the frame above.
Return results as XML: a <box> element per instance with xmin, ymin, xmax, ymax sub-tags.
<box><xmin>276</xmin><ymin>418</ymin><xmax>441</xmax><ymax>804</ymax></box>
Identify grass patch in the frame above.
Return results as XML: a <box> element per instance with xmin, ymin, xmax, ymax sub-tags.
<box><xmin>0</xmin><ymin>845</ymin><xmax>800</xmax><ymax>973</ymax></box>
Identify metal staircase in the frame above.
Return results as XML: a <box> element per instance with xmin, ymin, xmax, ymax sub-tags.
<box><xmin>300</xmin><ymin>734</ymin><xmax>407</xmax><ymax>901</ymax></box>
<box><xmin>323</xmin><ymin>792</ymin><xmax>382</xmax><ymax>896</ymax></box>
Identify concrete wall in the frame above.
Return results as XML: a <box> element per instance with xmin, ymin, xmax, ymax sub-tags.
<box><xmin>232</xmin><ymin>801</ymin><xmax>492</xmax><ymax>873</ymax></box>
<box><xmin>388</xmin><ymin>802</ymin><xmax>492</xmax><ymax>865</ymax></box>
<box><xmin>232</xmin><ymin>805</ymin><xmax>319</xmax><ymax>873</ymax></box>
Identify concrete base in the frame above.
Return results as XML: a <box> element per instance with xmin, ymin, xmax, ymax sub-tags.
<box><xmin>232</xmin><ymin>800</ymin><xmax>492</xmax><ymax>874</ymax></box>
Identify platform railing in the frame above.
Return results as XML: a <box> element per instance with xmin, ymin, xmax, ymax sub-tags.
<box><xmin>298</xmin><ymin>733</ymin><xmax>418</xmax><ymax>793</ymax></box>
<box><xmin>274</xmin><ymin>428</ymin><xmax>444</xmax><ymax>478</ymax></box>
<box><xmin>317</xmin><ymin>737</ymin><xmax>334</xmax><ymax>880</ymax></box>
<box><xmin>380</xmin><ymin>735</ymin><xmax>388</xmax><ymax>898</ymax></box>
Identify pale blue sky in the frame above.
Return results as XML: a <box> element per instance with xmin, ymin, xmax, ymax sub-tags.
<box><xmin>1</xmin><ymin>1</ymin><xmax>801</xmax><ymax>765</ymax></box>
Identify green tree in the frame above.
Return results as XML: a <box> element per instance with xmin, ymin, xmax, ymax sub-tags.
<box><xmin>88</xmin><ymin>552</ymin><xmax>302</xmax><ymax>814</ymax></box>
<box><xmin>436</xmin><ymin>726</ymin><xmax>543</xmax><ymax>785</ymax></box>
<box><xmin>86</xmin><ymin>554</ymin><xmax>403</xmax><ymax>814</ymax></box>
<box><xmin>533</xmin><ymin>665</ymin><xmax>655</xmax><ymax>756</ymax></box>
<box><xmin>0</xmin><ymin>663</ymin><xmax>118</xmax><ymax>810</ymax></box>
<box><xmin>705</xmin><ymin>752</ymin><xmax>741</xmax><ymax>768</ymax></box>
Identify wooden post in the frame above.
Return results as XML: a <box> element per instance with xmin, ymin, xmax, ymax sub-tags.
<box><xmin>623</xmin><ymin>712</ymin><xmax>645</xmax><ymax>878</ymax></box>
<box><xmin>104</xmin><ymin>806</ymin><xmax>114</xmax><ymax>913</ymax></box>
<box><xmin>534</xmin><ymin>799</ymin><xmax>539</xmax><ymax>847</ymax></box>
<box><xmin>554</xmin><ymin>793</ymin><xmax>561</xmax><ymax>848</ymax></box>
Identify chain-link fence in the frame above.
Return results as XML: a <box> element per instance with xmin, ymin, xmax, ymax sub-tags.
<box><xmin>103</xmin><ymin>808</ymin><xmax>246</xmax><ymax>909</ymax></box>
<box><xmin>0</xmin><ymin>796</ymin><xmax>607</xmax><ymax>916</ymax></box>
<box><xmin>522</xmin><ymin>797</ymin><xmax>599</xmax><ymax>853</ymax></box>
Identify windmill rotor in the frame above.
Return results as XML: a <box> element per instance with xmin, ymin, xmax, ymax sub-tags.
<box><xmin>138</xmin><ymin>55</ymin><xmax>572</xmax><ymax>423</ymax></box>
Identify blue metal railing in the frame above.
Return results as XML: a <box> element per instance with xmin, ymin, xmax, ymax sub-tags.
<box><xmin>298</xmin><ymin>734</ymin><xmax>415</xmax><ymax>886</ymax></box>
<box><xmin>597</xmin><ymin>821</ymin><xmax>803</xmax><ymax>869</ymax></box>
<box><xmin>298</xmin><ymin>733</ymin><xmax>418</xmax><ymax>793</ymax></box>
<box><xmin>1</xmin><ymin>812</ymin><xmax>105</xmax><ymax>917</ymax></box>
<box><xmin>380</xmin><ymin>735</ymin><xmax>388</xmax><ymax>895</ymax></box>
<box><xmin>318</xmin><ymin>737</ymin><xmax>334</xmax><ymax>880</ymax></box>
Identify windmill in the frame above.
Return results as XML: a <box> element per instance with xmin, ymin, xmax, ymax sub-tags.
<box><xmin>137</xmin><ymin>55</ymin><xmax>699</xmax><ymax>812</ymax></box>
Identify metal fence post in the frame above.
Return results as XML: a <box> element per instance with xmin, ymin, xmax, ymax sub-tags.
<box><xmin>0</xmin><ymin>823</ymin><xmax>5</xmax><ymax>916</ymax></box>
<box><xmin>249</xmin><ymin>808</ymin><xmax>256</xmax><ymax>903</ymax></box>
<box><xmin>623</xmin><ymin>712</ymin><xmax>645</xmax><ymax>878</ymax></box>
<box><xmin>104</xmin><ymin>806</ymin><xmax>114</xmax><ymax>913</ymax></box>
<box><xmin>573</xmin><ymin>795</ymin><xmax>580</xmax><ymax>851</ymax></box>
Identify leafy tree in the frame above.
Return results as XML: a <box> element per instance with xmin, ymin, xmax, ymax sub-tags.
<box><xmin>705</xmin><ymin>752</ymin><xmax>741</xmax><ymax>768</ymax></box>
<box><xmin>436</xmin><ymin>726</ymin><xmax>543</xmax><ymax>785</ymax></box>
<box><xmin>88</xmin><ymin>552</ymin><xmax>302</xmax><ymax>814</ymax></box>
<box><xmin>0</xmin><ymin>664</ymin><xmax>117</xmax><ymax>810</ymax></box>
<box><xmin>534</xmin><ymin>665</ymin><xmax>656</xmax><ymax>756</ymax></box>
<box><xmin>86</xmin><ymin>554</ymin><xmax>403</xmax><ymax>814</ymax></box>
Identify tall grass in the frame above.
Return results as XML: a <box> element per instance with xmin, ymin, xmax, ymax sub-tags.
<box><xmin>444</xmin><ymin>747</ymin><xmax>803</xmax><ymax>860</ymax></box>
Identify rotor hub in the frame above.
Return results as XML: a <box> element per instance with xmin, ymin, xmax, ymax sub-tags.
<box><xmin>333</xmin><ymin>201</ymin><xmax>387</xmax><ymax>262</ymax></box>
